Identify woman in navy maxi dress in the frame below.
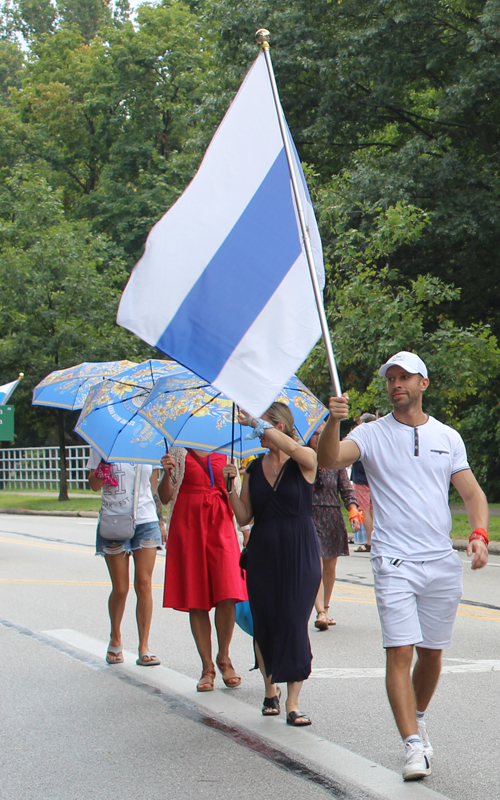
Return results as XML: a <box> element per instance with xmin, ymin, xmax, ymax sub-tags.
<box><xmin>223</xmin><ymin>402</ymin><xmax>321</xmax><ymax>726</ymax></box>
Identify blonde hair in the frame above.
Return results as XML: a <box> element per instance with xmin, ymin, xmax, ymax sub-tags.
<box><xmin>265</xmin><ymin>402</ymin><xmax>299</xmax><ymax>441</ymax></box>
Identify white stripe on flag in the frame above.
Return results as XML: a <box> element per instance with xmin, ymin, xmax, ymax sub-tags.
<box><xmin>117</xmin><ymin>52</ymin><xmax>283</xmax><ymax>346</ymax></box>
<box><xmin>211</xmin><ymin>252</ymin><xmax>321</xmax><ymax>417</ymax></box>
<box><xmin>0</xmin><ymin>379</ymin><xmax>20</xmax><ymax>405</ymax></box>
<box><xmin>117</xmin><ymin>49</ymin><xmax>326</xmax><ymax>418</ymax></box>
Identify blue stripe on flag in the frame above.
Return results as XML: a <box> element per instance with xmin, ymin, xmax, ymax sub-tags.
<box><xmin>155</xmin><ymin>149</ymin><xmax>301</xmax><ymax>381</ymax></box>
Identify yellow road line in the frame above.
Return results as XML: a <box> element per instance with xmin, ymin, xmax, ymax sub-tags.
<box><xmin>1</xmin><ymin>537</ymin><xmax>499</xmax><ymax>623</ymax></box>
<box><xmin>457</xmin><ymin>607</ymin><xmax>500</xmax><ymax>621</ymax></box>
<box><xmin>335</xmin><ymin>584</ymin><xmax>375</xmax><ymax>596</ymax></box>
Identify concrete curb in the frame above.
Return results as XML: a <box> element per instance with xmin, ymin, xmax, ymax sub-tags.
<box><xmin>0</xmin><ymin>508</ymin><xmax>99</xmax><ymax>518</ymax></box>
<box><xmin>45</xmin><ymin>629</ymin><xmax>454</xmax><ymax>800</ymax></box>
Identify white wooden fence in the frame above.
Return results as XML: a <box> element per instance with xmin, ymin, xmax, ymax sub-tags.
<box><xmin>0</xmin><ymin>446</ymin><xmax>91</xmax><ymax>490</ymax></box>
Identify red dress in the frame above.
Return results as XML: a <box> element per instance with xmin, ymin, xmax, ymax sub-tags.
<box><xmin>163</xmin><ymin>452</ymin><xmax>247</xmax><ymax>611</ymax></box>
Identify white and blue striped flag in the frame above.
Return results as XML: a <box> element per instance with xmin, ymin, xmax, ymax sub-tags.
<box><xmin>117</xmin><ymin>51</ymin><xmax>324</xmax><ymax>418</ymax></box>
<box><xmin>0</xmin><ymin>375</ymin><xmax>22</xmax><ymax>405</ymax></box>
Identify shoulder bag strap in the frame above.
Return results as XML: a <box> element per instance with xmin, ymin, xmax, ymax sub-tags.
<box><xmin>132</xmin><ymin>465</ymin><xmax>142</xmax><ymax>524</ymax></box>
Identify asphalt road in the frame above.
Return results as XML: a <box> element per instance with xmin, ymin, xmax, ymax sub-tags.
<box><xmin>0</xmin><ymin>514</ymin><xmax>499</xmax><ymax>800</ymax></box>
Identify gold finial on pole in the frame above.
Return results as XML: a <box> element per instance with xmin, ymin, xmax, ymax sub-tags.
<box><xmin>255</xmin><ymin>28</ymin><xmax>270</xmax><ymax>48</ymax></box>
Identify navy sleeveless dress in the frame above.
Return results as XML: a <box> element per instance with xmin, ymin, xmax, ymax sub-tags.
<box><xmin>245</xmin><ymin>457</ymin><xmax>321</xmax><ymax>683</ymax></box>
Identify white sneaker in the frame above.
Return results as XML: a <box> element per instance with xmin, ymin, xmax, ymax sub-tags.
<box><xmin>418</xmin><ymin>719</ymin><xmax>434</xmax><ymax>759</ymax></box>
<box><xmin>402</xmin><ymin>743</ymin><xmax>432</xmax><ymax>781</ymax></box>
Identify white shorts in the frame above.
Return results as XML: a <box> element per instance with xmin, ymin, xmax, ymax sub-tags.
<box><xmin>372</xmin><ymin>551</ymin><xmax>463</xmax><ymax>649</ymax></box>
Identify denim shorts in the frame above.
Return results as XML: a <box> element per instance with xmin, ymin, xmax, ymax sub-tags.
<box><xmin>96</xmin><ymin>520</ymin><xmax>162</xmax><ymax>556</ymax></box>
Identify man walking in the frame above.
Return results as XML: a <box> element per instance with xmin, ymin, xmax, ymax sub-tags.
<box><xmin>318</xmin><ymin>351</ymin><xmax>489</xmax><ymax>781</ymax></box>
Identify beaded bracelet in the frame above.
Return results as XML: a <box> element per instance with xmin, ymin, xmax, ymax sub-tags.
<box><xmin>469</xmin><ymin>528</ymin><xmax>489</xmax><ymax>546</ymax></box>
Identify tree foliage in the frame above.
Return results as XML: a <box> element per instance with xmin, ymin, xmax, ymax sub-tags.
<box><xmin>0</xmin><ymin>168</ymin><xmax>152</xmax><ymax>445</ymax></box>
<box><xmin>1</xmin><ymin>0</ymin><xmax>500</xmax><ymax>495</ymax></box>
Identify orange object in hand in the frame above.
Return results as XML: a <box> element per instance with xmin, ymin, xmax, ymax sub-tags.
<box><xmin>349</xmin><ymin>508</ymin><xmax>364</xmax><ymax>526</ymax></box>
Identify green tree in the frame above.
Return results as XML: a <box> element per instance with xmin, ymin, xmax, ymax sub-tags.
<box><xmin>299</xmin><ymin>199</ymin><xmax>500</xmax><ymax>493</ymax></box>
<box><xmin>209</xmin><ymin>0</ymin><xmax>500</xmax><ymax>331</ymax></box>
<box><xmin>0</xmin><ymin>168</ymin><xmax>152</xmax><ymax>498</ymax></box>
<box><xmin>6</xmin><ymin>1</ymin><xmax>218</xmax><ymax>261</ymax></box>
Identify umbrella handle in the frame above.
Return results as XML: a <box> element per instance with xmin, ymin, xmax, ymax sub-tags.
<box><xmin>227</xmin><ymin>403</ymin><xmax>236</xmax><ymax>493</ymax></box>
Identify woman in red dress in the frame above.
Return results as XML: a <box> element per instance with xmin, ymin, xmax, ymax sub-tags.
<box><xmin>159</xmin><ymin>448</ymin><xmax>247</xmax><ymax>691</ymax></box>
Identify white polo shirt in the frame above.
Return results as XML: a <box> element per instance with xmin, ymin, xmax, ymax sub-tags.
<box><xmin>87</xmin><ymin>449</ymin><xmax>158</xmax><ymax>524</ymax></box>
<box><xmin>346</xmin><ymin>414</ymin><xmax>469</xmax><ymax>561</ymax></box>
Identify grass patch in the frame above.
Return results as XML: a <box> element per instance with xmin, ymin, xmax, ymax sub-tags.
<box><xmin>450</xmin><ymin>514</ymin><xmax>500</xmax><ymax>541</ymax></box>
<box><xmin>341</xmin><ymin>508</ymin><xmax>500</xmax><ymax>542</ymax></box>
<box><xmin>0</xmin><ymin>493</ymin><xmax>101</xmax><ymax>513</ymax></box>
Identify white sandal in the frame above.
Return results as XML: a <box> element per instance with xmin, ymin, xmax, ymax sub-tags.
<box><xmin>136</xmin><ymin>652</ymin><xmax>161</xmax><ymax>666</ymax></box>
<box><xmin>106</xmin><ymin>644</ymin><xmax>124</xmax><ymax>664</ymax></box>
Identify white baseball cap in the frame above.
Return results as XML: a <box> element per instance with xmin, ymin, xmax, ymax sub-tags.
<box><xmin>378</xmin><ymin>351</ymin><xmax>428</xmax><ymax>379</ymax></box>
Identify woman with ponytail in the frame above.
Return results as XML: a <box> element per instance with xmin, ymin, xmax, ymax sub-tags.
<box><xmin>223</xmin><ymin>402</ymin><xmax>321</xmax><ymax>727</ymax></box>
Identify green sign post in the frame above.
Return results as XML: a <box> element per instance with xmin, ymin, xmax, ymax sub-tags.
<box><xmin>0</xmin><ymin>405</ymin><xmax>14</xmax><ymax>441</ymax></box>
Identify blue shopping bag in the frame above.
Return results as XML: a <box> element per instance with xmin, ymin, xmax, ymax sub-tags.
<box><xmin>235</xmin><ymin>600</ymin><xmax>254</xmax><ymax>636</ymax></box>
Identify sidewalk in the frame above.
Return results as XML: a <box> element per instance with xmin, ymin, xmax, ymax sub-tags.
<box><xmin>451</xmin><ymin>504</ymin><xmax>500</xmax><ymax>516</ymax></box>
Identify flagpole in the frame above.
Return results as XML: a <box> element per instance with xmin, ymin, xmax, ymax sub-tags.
<box><xmin>256</xmin><ymin>29</ymin><xmax>342</xmax><ymax>398</ymax></box>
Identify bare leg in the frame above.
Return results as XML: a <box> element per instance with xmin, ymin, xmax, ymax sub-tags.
<box><xmin>104</xmin><ymin>551</ymin><xmax>130</xmax><ymax>660</ymax></box>
<box><xmin>214</xmin><ymin>598</ymin><xmax>236</xmax><ymax>660</ymax></box>
<box><xmin>314</xmin><ymin>559</ymin><xmax>329</xmax><ymax>628</ymax></box>
<box><xmin>314</xmin><ymin>574</ymin><xmax>325</xmax><ymax>615</ymax></box>
<box><xmin>386</xmin><ymin>645</ymin><xmax>418</xmax><ymax>738</ymax></box>
<box><xmin>363</xmin><ymin>508</ymin><xmax>373</xmax><ymax>547</ymax></box>
<box><xmin>322</xmin><ymin>557</ymin><xmax>337</xmax><ymax>623</ymax></box>
<box><xmin>286</xmin><ymin>680</ymin><xmax>303</xmax><ymax>713</ymax></box>
<box><xmin>413</xmin><ymin>647</ymin><xmax>442</xmax><ymax>712</ymax></box>
<box><xmin>214</xmin><ymin>599</ymin><xmax>240</xmax><ymax>686</ymax></box>
<box><xmin>190</xmin><ymin>608</ymin><xmax>216</xmax><ymax>689</ymax></box>
<box><xmin>255</xmin><ymin>640</ymin><xmax>279</xmax><ymax>699</ymax></box>
<box><xmin>286</xmin><ymin>680</ymin><xmax>311</xmax><ymax>724</ymax></box>
<box><xmin>132</xmin><ymin>546</ymin><xmax>157</xmax><ymax>659</ymax></box>
<box><xmin>189</xmin><ymin>608</ymin><xmax>213</xmax><ymax>673</ymax></box>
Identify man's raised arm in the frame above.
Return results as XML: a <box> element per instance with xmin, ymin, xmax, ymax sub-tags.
<box><xmin>317</xmin><ymin>393</ymin><xmax>361</xmax><ymax>470</ymax></box>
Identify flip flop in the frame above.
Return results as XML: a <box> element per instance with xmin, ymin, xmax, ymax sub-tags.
<box><xmin>136</xmin><ymin>652</ymin><xmax>161</xmax><ymax>666</ymax></box>
<box><xmin>286</xmin><ymin>711</ymin><xmax>312</xmax><ymax>727</ymax></box>
<box><xmin>355</xmin><ymin>544</ymin><xmax>371</xmax><ymax>552</ymax></box>
<box><xmin>106</xmin><ymin>645</ymin><xmax>124</xmax><ymax>664</ymax></box>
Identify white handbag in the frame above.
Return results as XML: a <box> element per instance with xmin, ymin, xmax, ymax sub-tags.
<box><xmin>99</xmin><ymin>466</ymin><xmax>142</xmax><ymax>541</ymax></box>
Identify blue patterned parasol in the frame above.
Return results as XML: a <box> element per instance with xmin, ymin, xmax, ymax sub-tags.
<box><xmin>137</xmin><ymin>372</ymin><xmax>327</xmax><ymax>456</ymax></box>
<box><xmin>74</xmin><ymin>359</ymin><xmax>185</xmax><ymax>465</ymax></box>
<box><xmin>32</xmin><ymin>361</ymin><xmax>137</xmax><ymax>410</ymax></box>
